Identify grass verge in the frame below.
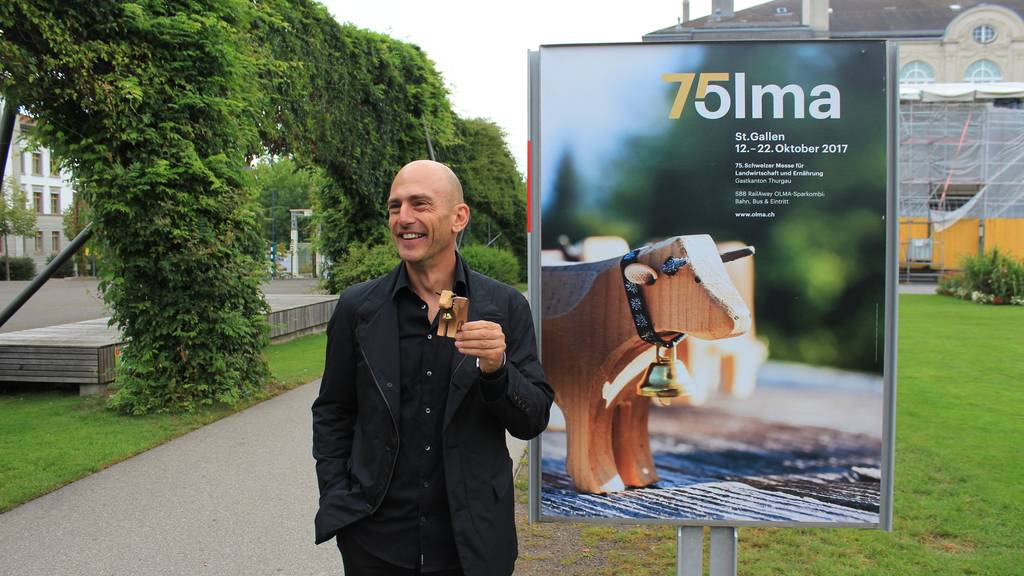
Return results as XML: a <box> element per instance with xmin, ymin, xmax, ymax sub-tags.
<box><xmin>0</xmin><ymin>332</ymin><xmax>326</xmax><ymax>513</ymax></box>
<box><xmin>514</xmin><ymin>295</ymin><xmax>1024</xmax><ymax>575</ymax></box>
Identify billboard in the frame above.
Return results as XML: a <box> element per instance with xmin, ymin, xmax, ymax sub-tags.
<box><xmin>529</xmin><ymin>41</ymin><xmax>896</xmax><ymax>528</ymax></box>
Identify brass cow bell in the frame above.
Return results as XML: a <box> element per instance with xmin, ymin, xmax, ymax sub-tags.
<box><xmin>437</xmin><ymin>290</ymin><xmax>469</xmax><ymax>338</ymax></box>
<box><xmin>637</xmin><ymin>344</ymin><xmax>694</xmax><ymax>406</ymax></box>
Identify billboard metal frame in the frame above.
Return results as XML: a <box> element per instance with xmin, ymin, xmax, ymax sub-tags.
<box><xmin>527</xmin><ymin>40</ymin><xmax>898</xmax><ymax>531</ymax></box>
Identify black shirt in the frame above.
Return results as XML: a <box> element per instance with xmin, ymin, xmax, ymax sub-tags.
<box><xmin>340</xmin><ymin>261</ymin><xmax>467</xmax><ymax>571</ymax></box>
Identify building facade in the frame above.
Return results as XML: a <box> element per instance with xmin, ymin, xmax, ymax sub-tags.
<box><xmin>1</xmin><ymin>102</ymin><xmax>76</xmax><ymax>273</ymax></box>
<box><xmin>646</xmin><ymin>0</ymin><xmax>1024</xmax><ymax>84</ymax></box>
<box><xmin>645</xmin><ymin>0</ymin><xmax>1024</xmax><ymax>269</ymax></box>
<box><xmin>897</xmin><ymin>3</ymin><xmax>1024</xmax><ymax>84</ymax></box>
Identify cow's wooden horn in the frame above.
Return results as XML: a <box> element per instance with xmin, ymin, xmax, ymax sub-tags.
<box><xmin>720</xmin><ymin>246</ymin><xmax>755</xmax><ymax>263</ymax></box>
<box><xmin>624</xmin><ymin>263</ymin><xmax>658</xmax><ymax>285</ymax></box>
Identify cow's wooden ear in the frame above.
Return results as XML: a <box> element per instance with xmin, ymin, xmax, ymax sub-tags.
<box><xmin>624</xmin><ymin>263</ymin><xmax>658</xmax><ymax>285</ymax></box>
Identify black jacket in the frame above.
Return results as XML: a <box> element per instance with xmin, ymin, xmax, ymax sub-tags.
<box><xmin>312</xmin><ymin>257</ymin><xmax>553</xmax><ymax>576</ymax></box>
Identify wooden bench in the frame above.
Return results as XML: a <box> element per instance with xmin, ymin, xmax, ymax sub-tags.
<box><xmin>0</xmin><ymin>294</ymin><xmax>337</xmax><ymax>394</ymax></box>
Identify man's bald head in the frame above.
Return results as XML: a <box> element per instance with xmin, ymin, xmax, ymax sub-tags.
<box><xmin>387</xmin><ymin>160</ymin><xmax>470</xmax><ymax>269</ymax></box>
<box><xmin>391</xmin><ymin>159</ymin><xmax>464</xmax><ymax>208</ymax></box>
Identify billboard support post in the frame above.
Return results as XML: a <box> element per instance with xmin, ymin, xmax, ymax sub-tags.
<box><xmin>709</xmin><ymin>527</ymin><xmax>738</xmax><ymax>576</ymax></box>
<box><xmin>676</xmin><ymin>526</ymin><xmax>703</xmax><ymax>575</ymax></box>
<box><xmin>676</xmin><ymin>526</ymin><xmax>737</xmax><ymax>576</ymax></box>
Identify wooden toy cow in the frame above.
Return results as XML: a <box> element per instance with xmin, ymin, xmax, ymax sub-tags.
<box><xmin>683</xmin><ymin>240</ymin><xmax>768</xmax><ymax>400</ymax></box>
<box><xmin>542</xmin><ymin>235</ymin><xmax>755</xmax><ymax>493</ymax></box>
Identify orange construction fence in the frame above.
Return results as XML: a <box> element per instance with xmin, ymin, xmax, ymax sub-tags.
<box><xmin>898</xmin><ymin>217</ymin><xmax>1024</xmax><ymax>270</ymax></box>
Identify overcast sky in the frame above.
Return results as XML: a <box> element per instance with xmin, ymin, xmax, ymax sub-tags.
<box><xmin>319</xmin><ymin>0</ymin><xmax>767</xmax><ymax>172</ymax></box>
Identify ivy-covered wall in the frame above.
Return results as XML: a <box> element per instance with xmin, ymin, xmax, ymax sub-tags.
<box><xmin>0</xmin><ymin>1</ymin><xmax>526</xmax><ymax>412</ymax></box>
<box><xmin>253</xmin><ymin>1</ymin><xmax>458</xmax><ymax>291</ymax></box>
<box><xmin>0</xmin><ymin>1</ymin><xmax>270</xmax><ymax>413</ymax></box>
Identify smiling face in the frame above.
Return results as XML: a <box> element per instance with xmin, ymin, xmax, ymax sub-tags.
<box><xmin>387</xmin><ymin>160</ymin><xmax>469</xmax><ymax>269</ymax></box>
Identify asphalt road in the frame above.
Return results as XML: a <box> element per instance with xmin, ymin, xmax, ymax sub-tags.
<box><xmin>0</xmin><ymin>277</ymin><xmax>325</xmax><ymax>333</ymax></box>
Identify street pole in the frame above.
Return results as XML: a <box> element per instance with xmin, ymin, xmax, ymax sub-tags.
<box><xmin>271</xmin><ymin>188</ymin><xmax>276</xmax><ymax>280</ymax></box>
<box><xmin>0</xmin><ymin>98</ymin><xmax>16</xmax><ymax>180</ymax></box>
<box><xmin>1</xmin><ymin>97</ymin><xmax>16</xmax><ymax>282</ymax></box>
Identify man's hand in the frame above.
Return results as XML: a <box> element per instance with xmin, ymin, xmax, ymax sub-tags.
<box><xmin>455</xmin><ymin>320</ymin><xmax>506</xmax><ymax>373</ymax></box>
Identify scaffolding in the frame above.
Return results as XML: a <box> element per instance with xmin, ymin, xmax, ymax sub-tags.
<box><xmin>899</xmin><ymin>100</ymin><xmax>1024</xmax><ymax>271</ymax></box>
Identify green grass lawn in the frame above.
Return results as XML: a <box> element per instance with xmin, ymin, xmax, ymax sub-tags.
<box><xmin>515</xmin><ymin>295</ymin><xmax>1024</xmax><ymax>575</ymax></box>
<box><xmin>3</xmin><ymin>296</ymin><xmax>1021</xmax><ymax>574</ymax></box>
<box><xmin>0</xmin><ymin>332</ymin><xmax>326</xmax><ymax>513</ymax></box>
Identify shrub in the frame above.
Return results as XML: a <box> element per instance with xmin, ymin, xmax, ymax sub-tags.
<box><xmin>461</xmin><ymin>244</ymin><xmax>520</xmax><ymax>286</ymax></box>
<box><xmin>937</xmin><ymin>271</ymin><xmax>970</xmax><ymax>300</ymax></box>
<box><xmin>940</xmin><ymin>250</ymin><xmax>1024</xmax><ymax>305</ymax></box>
<box><xmin>962</xmin><ymin>249</ymin><xmax>1024</xmax><ymax>300</ymax></box>
<box><xmin>0</xmin><ymin>257</ymin><xmax>36</xmax><ymax>280</ymax></box>
<box><xmin>330</xmin><ymin>242</ymin><xmax>400</xmax><ymax>291</ymax></box>
<box><xmin>45</xmin><ymin>253</ymin><xmax>76</xmax><ymax>278</ymax></box>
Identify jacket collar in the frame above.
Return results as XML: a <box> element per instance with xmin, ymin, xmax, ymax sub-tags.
<box><xmin>353</xmin><ymin>251</ymin><xmax>500</xmax><ymax>428</ymax></box>
<box><xmin>390</xmin><ymin>253</ymin><xmax>470</xmax><ymax>301</ymax></box>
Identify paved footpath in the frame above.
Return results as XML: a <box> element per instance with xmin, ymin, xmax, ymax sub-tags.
<box><xmin>0</xmin><ymin>380</ymin><xmax>527</xmax><ymax>576</ymax></box>
<box><xmin>0</xmin><ymin>277</ymin><xmax>322</xmax><ymax>333</ymax></box>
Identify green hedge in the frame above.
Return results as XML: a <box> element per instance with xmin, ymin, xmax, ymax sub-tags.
<box><xmin>461</xmin><ymin>244</ymin><xmax>520</xmax><ymax>286</ymax></box>
<box><xmin>938</xmin><ymin>249</ymin><xmax>1024</xmax><ymax>305</ymax></box>
<box><xmin>331</xmin><ymin>242</ymin><xmax>400</xmax><ymax>291</ymax></box>
<box><xmin>327</xmin><ymin>242</ymin><xmax>522</xmax><ymax>291</ymax></box>
<box><xmin>45</xmin><ymin>254</ymin><xmax>76</xmax><ymax>278</ymax></box>
<box><xmin>1</xmin><ymin>257</ymin><xmax>36</xmax><ymax>281</ymax></box>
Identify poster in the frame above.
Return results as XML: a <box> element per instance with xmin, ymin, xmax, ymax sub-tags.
<box><xmin>531</xmin><ymin>41</ymin><xmax>895</xmax><ymax>527</ymax></box>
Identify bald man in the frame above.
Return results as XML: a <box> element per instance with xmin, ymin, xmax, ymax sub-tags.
<box><xmin>312</xmin><ymin>160</ymin><xmax>553</xmax><ymax>576</ymax></box>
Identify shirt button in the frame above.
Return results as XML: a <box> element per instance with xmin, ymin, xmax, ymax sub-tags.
<box><xmin>425</xmin><ymin>444</ymin><xmax>431</xmax><ymax>452</ymax></box>
<box><xmin>423</xmin><ymin>480</ymin><xmax>430</xmax><ymax>488</ymax></box>
<box><xmin>421</xmin><ymin>304</ymin><xmax>426</xmax><ymax>310</ymax></box>
<box><xmin>420</xmin><ymin>516</ymin><xmax>427</xmax><ymax>524</ymax></box>
<box><xmin>425</xmin><ymin>407</ymin><xmax>431</xmax><ymax>414</ymax></box>
<box><xmin>385</xmin><ymin>382</ymin><xmax>393</xmax><ymax>388</ymax></box>
<box><xmin>426</xmin><ymin>370</ymin><xmax>433</xmax><ymax>377</ymax></box>
<box><xmin>427</xmin><ymin>334</ymin><xmax>432</xmax><ymax>340</ymax></box>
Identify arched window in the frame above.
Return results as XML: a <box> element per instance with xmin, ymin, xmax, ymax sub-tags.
<box><xmin>972</xmin><ymin>24</ymin><xmax>996</xmax><ymax>44</ymax></box>
<box><xmin>900</xmin><ymin>60</ymin><xmax>936</xmax><ymax>84</ymax></box>
<box><xmin>964</xmin><ymin>60</ymin><xmax>1002</xmax><ymax>83</ymax></box>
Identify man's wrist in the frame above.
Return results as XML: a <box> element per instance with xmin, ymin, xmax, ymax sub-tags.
<box><xmin>476</xmin><ymin>352</ymin><xmax>507</xmax><ymax>376</ymax></box>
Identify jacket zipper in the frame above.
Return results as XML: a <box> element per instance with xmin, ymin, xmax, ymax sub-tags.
<box><xmin>361</xmin><ymin>346</ymin><xmax>399</xmax><ymax>516</ymax></box>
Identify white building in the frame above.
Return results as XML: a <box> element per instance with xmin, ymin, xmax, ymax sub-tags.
<box><xmin>1</xmin><ymin>99</ymin><xmax>77</xmax><ymax>272</ymax></box>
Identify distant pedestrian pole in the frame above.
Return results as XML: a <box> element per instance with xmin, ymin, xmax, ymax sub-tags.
<box><xmin>289</xmin><ymin>208</ymin><xmax>313</xmax><ymax>278</ymax></box>
<box><xmin>271</xmin><ymin>188</ymin><xmax>277</xmax><ymax>280</ymax></box>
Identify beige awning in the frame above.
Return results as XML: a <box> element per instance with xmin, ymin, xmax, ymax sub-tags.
<box><xmin>900</xmin><ymin>82</ymin><xmax>1024</xmax><ymax>102</ymax></box>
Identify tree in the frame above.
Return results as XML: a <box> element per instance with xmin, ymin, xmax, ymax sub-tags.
<box><xmin>0</xmin><ymin>0</ymin><xmax>494</xmax><ymax>411</ymax></box>
<box><xmin>251</xmin><ymin>2</ymin><xmax>457</xmax><ymax>290</ymax></box>
<box><xmin>251</xmin><ymin>156</ymin><xmax>325</xmax><ymax>248</ymax></box>
<box><xmin>439</xmin><ymin>117</ymin><xmax>526</xmax><ymax>275</ymax></box>
<box><xmin>62</xmin><ymin>191</ymin><xmax>92</xmax><ymax>277</ymax></box>
<box><xmin>542</xmin><ymin>151</ymin><xmax>586</xmax><ymax>250</ymax></box>
<box><xmin>0</xmin><ymin>176</ymin><xmax>37</xmax><ymax>280</ymax></box>
<box><xmin>1</xmin><ymin>1</ymin><xmax>271</xmax><ymax>413</ymax></box>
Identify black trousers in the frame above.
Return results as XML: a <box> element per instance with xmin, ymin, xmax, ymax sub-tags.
<box><xmin>336</xmin><ymin>532</ymin><xmax>464</xmax><ymax>576</ymax></box>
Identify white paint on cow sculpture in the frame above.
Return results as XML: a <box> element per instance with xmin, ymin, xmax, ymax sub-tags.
<box><xmin>602</xmin><ymin>348</ymin><xmax>657</xmax><ymax>407</ymax></box>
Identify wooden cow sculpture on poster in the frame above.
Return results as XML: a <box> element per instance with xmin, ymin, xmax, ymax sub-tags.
<box><xmin>542</xmin><ymin>234</ymin><xmax>763</xmax><ymax>494</ymax></box>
